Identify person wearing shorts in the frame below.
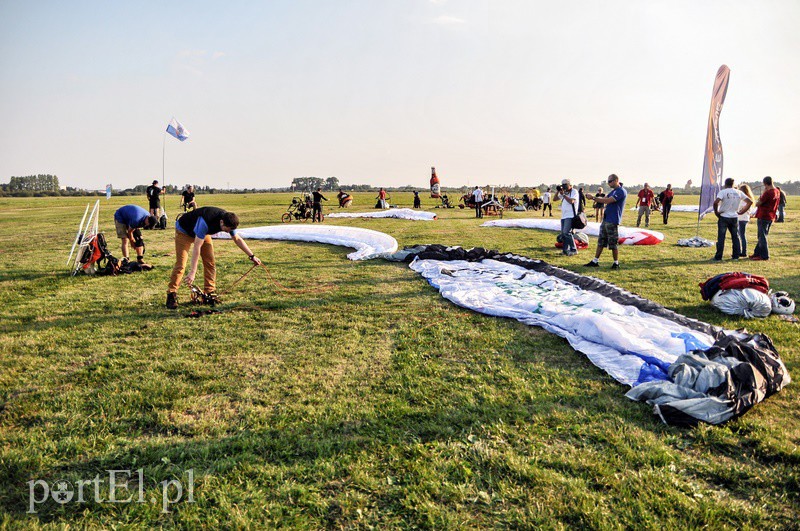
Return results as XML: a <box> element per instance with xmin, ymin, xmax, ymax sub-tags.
<box><xmin>584</xmin><ymin>174</ymin><xmax>627</xmax><ymax>270</ymax></box>
<box><xmin>113</xmin><ymin>204</ymin><xmax>157</xmax><ymax>263</ymax></box>
<box><xmin>146</xmin><ymin>180</ymin><xmax>164</xmax><ymax>218</ymax></box>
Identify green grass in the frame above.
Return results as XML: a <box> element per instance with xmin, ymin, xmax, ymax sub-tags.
<box><xmin>0</xmin><ymin>193</ymin><xmax>798</xmax><ymax>529</ymax></box>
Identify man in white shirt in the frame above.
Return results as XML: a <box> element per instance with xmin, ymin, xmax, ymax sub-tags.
<box><xmin>553</xmin><ymin>179</ymin><xmax>580</xmax><ymax>256</ymax></box>
<box><xmin>542</xmin><ymin>188</ymin><xmax>552</xmax><ymax>217</ymax></box>
<box><xmin>713</xmin><ymin>178</ymin><xmax>752</xmax><ymax>261</ymax></box>
<box><xmin>471</xmin><ymin>186</ymin><xmax>484</xmax><ymax>218</ymax></box>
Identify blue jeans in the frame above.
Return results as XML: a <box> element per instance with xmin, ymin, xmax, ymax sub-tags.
<box><xmin>715</xmin><ymin>216</ymin><xmax>740</xmax><ymax>260</ymax></box>
<box><xmin>753</xmin><ymin>218</ymin><xmax>772</xmax><ymax>259</ymax></box>
<box><xmin>738</xmin><ymin>220</ymin><xmax>749</xmax><ymax>257</ymax></box>
<box><xmin>560</xmin><ymin>217</ymin><xmax>576</xmax><ymax>254</ymax></box>
<box><xmin>777</xmin><ymin>204</ymin><xmax>785</xmax><ymax>222</ymax></box>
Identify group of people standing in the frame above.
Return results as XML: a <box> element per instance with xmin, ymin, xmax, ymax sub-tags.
<box><xmin>713</xmin><ymin>176</ymin><xmax>782</xmax><ymax>262</ymax></box>
<box><xmin>533</xmin><ymin>175</ymin><xmax>786</xmax><ymax>270</ymax></box>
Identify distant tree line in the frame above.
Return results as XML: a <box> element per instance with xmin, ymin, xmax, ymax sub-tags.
<box><xmin>2</xmin><ymin>174</ymin><xmax>799</xmax><ymax>197</ymax></box>
<box><xmin>3</xmin><ymin>174</ymin><xmax>60</xmax><ymax>193</ymax></box>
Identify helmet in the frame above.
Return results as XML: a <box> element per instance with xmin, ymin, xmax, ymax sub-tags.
<box><xmin>770</xmin><ymin>291</ymin><xmax>795</xmax><ymax>315</ymax></box>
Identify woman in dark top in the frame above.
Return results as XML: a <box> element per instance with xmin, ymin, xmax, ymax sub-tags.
<box><xmin>593</xmin><ymin>187</ymin><xmax>606</xmax><ymax>222</ymax></box>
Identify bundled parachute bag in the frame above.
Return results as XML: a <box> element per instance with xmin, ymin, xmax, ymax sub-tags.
<box><xmin>573</xmin><ymin>232</ymin><xmax>589</xmax><ymax>246</ymax></box>
<box><xmin>711</xmin><ymin>289</ymin><xmax>772</xmax><ymax>318</ymax></box>
<box><xmin>700</xmin><ymin>272</ymin><xmax>769</xmax><ymax>301</ymax></box>
<box><xmin>555</xmin><ymin>232</ymin><xmax>589</xmax><ymax>249</ymax></box>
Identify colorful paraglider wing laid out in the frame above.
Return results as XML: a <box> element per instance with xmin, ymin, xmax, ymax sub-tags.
<box><xmin>386</xmin><ymin>244</ymin><xmax>790</xmax><ymax>427</ymax></box>
<box><xmin>482</xmin><ymin>218</ymin><xmax>664</xmax><ymax>245</ymax></box>
<box><xmin>327</xmin><ymin>208</ymin><xmax>437</xmax><ymax>221</ymax></box>
<box><xmin>669</xmin><ymin>205</ymin><xmax>700</xmax><ymax>212</ymax></box>
<box><xmin>212</xmin><ymin>225</ymin><xmax>398</xmax><ymax>261</ymax></box>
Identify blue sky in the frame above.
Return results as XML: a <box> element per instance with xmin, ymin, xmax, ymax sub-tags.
<box><xmin>1</xmin><ymin>0</ymin><xmax>798</xmax><ymax>190</ymax></box>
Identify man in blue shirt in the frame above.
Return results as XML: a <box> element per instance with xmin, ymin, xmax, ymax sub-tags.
<box><xmin>113</xmin><ymin>205</ymin><xmax>157</xmax><ymax>263</ymax></box>
<box><xmin>166</xmin><ymin>207</ymin><xmax>261</xmax><ymax>309</ymax></box>
<box><xmin>584</xmin><ymin>174</ymin><xmax>627</xmax><ymax>270</ymax></box>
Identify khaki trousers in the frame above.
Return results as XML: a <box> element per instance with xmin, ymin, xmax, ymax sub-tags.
<box><xmin>168</xmin><ymin>231</ymin><xmax>216</xmax><ymax>293</ymax></box>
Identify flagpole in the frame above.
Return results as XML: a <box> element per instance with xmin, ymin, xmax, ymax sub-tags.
<box><xmin>162</xmin><ymin>120</ymin><xmax>169</xmax><ymax>217</ymax></box>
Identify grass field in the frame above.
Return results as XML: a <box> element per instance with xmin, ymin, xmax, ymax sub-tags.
<box><xmin>1</xmin><ymin>192</ymin><xmax>798</xmax><ymax>529</ymax></box>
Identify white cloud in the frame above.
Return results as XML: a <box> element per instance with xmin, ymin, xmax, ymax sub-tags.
<box><xmin>212</xmin><ymin>51</ymin><xmax>225</xmax><ymax>60</ymax></box>
<box><xmin>429</xmin><ymin>15</ymin><xmax>466</xmax><ymax>25</ymax></box>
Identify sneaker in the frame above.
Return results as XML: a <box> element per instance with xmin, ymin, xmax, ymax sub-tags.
<box><xmin>710</xmin><ymin>257</ymin><xmax>722</xmax><ymax>262</ymax></box>
<box><xmin>750</xmin><ymin>256</ymin><xmax>765</xmax><ymax>261</ymax></box>
<box><xmin>611</xmin><ymin>263</ymin><xmax>620</xmax><ymax>270</ymax></box>
<box><xmin>166</xmin><ymin>292</ymin><xmax>178</xmax><ymax>310</ymax></box>
<box><xmin>585</xmin><ymin>261</ymin><xmax>600</xmax><ymax>267</ymax></box>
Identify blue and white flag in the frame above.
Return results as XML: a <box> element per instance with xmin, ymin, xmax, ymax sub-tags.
<box><xmin>166</xmin><ymin>118</ymin><xmax>190</xmax><ymax>141</ymax></box>
<box><xmin>105</xmin><ymin>184</ymin><xmax>112</xmax><ymax>200</ymax></box>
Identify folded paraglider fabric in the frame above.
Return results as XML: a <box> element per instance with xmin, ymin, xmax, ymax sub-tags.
<box><xmin>482</xmin><ymin>218</ymin><xmax>663</xmax><ymax>245</ymax></box>
<box><xmin>677</xmin><ymin>236</ymin><xmax>713</xmax><ymax>247</ymax></box>
<box><xmin>213</xmin><ymin>225</ymin><xmax>398</xmax><ymax>260</ymax></box>
<box><xmin>391</xmin><ymin>244</ymin><xmax>790</xmax><ymax>426</ymax></box>
<box><xmin>711</xmin><ymin>289</ymin><xmax>773</xmax><ymax>318</ymax></box>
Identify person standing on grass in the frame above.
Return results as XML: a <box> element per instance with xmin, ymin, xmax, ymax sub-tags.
<box><xmin>751</xmin><ymin>176</ymin><xmax>781</xmax><ymax>261</ymax></box>
<box><xmin>113</xmin><ymin>205</ymin><xmax>157</xmax><ymax>264</ymax></box>
<box><xmin>776</xmin><ymin>187</ymin><xmax>787</xmax><ymax>222</ymax></box>
<box><xmin>659</xmin><ymin>184</ymin><xmax>674</xmax><ymax>224</ymax></box>
<box><xmin>578</xmin><ymin>187</ymin><xmax>587</xmax><ymax>214</ymax></box>
<box><xmin>166</xmin><ymin>207</ymin><xmax>261</xmax><ymax>309</ymax></box>
<box><xmin>737</xmin><ymin>184</ymin><xmax>756</xmax><ymax>258</ymax></box>
<box><xmin>146</xmin><ymin>179</ymin><xmax>165</xmax><ymax>219</ymax></box>
<box><xmin>584</xmin><ymin>174</ymin><xmax>627</xmax><ymax>270</ymax></box>
<box><xmin>472</xmin><ymin>186</ymin><xmax>484</xmax><ymax>218</ymax></box>
<box><xmin>712</xmin><ymin>178</ymin><xmax>751</xmax><ymax>261</ymax></box>
<box><xmin>377</xmin><ymin>188</ymin><xmax>387</xmax><ymax>209</ymax></box>
<box><xmin>542</xmin><ymin>188</ymin><xmax>552</xmax><ymax>217</ymax></box>
<box><xmin>635</xmin><ymin>183</ymin><xmax>654</xmax><ymax>227</ymax></box>
<box><xmin>553</xmin><ymin>179</ymin><xmax>579</xmax><ymax>256</ymax></box>
<box><xmin>312</xmin><ymin>187</ymin><xmax>328</xmax><ymax>222</ymax></box>
<box><xmin>592</xmin><ymin>187</ymin><xmax>605</xmax><ymax>222</ymax></box>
